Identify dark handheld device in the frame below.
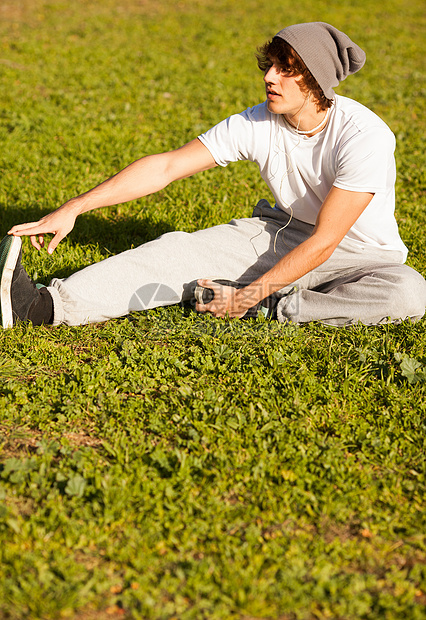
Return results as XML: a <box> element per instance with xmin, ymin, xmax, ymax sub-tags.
<box><xmin>194</xmin><ymin>279</ymin><xmax>241</xmax><ymax>305</ymax></box>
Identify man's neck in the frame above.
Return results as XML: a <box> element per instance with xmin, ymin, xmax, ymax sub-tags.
<box><xmin>284</xmin><ymin>105</ymin><xmax>330</xmax><ymax>137</ymax></box>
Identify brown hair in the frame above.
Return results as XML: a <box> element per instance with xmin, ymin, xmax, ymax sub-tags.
<box><xmin>256</xmin><ymin>38</ymin><xmax>333</xmax><ymax>111</ymax></box>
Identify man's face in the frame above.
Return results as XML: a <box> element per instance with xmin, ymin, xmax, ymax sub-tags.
<box><xmin>263</xmin><ymin>62</ymin><xmax>307</xmax><ymax>117</ymax></box>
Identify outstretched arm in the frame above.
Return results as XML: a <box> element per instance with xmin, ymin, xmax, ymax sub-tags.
<box><xmin>197</xmin><ymin>186</ymin><xmax>374</xmax><ymax>317</ymax></box>
<box><xmin>9</xmin><ymin>138</ymin><xmax>217</xmax><ymax>254</ymax></box>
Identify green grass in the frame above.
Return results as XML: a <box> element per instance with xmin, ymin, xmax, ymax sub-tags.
<box><xmin>0</xmin><ymin>1</ymin><xmax>425</xmax><ymax>618</ymax></box>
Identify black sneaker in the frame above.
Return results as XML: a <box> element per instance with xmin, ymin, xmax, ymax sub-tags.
<box><xmin>194</xmin><ymin>279</ymin><xmax>278</xmax><ymax>319</ymax></box>
<box><xmin>0</xmin><ymin>235</ymin><xmax>53</xmax><ymax>328</ymax></box>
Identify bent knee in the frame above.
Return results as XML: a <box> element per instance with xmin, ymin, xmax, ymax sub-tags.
<box><xmin>382</xmin><ymin>265</ymin><xmax>426</xmax><ymax>319</ymax></box>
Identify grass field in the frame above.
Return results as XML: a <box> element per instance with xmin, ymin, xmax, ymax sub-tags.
<box><xmin>0</xmin><ymin>1</ymin><xmax>425</xmax><ymax>618</ymax></box>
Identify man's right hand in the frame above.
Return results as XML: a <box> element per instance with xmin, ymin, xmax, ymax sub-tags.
<box><xmin>8</xmin><ymin>201</ymin><xmax>79</xmax><ymax>254</ymax></box>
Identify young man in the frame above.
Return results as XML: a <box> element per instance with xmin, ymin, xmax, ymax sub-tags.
<box><xmin>1</xmin><ymin>22</ymin><xmax>425</xmax><ymax>328</ymax></box>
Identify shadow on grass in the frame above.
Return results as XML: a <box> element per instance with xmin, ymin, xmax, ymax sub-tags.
<box><xmin>73</xmin><ymin>210</ymin><xmax>175</xmax><ymax>253</ymax></box>
<box><xmin>1</xmin><ymin>203</ymin><xmax>176</xmax><ymax>250</ymax></box>
<box><xmin>1</xmin><ymin>203</ymin><xmax>179</xmax><ymax>281</ymax></box>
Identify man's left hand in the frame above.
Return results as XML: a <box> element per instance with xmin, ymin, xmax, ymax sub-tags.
<box><xmin>195</xmin><ymin>279</ymin><xmax>253</xmax><ymax>318</ymax></box>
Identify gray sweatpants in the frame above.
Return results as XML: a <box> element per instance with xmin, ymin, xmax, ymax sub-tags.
<box><xmin>47</xmin><ymin>200</ymin><xmax>426</xmax><ymax>327</ymax></box>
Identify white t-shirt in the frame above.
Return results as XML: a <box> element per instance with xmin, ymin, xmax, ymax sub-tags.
<box><xmin>198</xmin><ymin>95</ymin><xmax>407</xmax><ymax>261</ymax></box>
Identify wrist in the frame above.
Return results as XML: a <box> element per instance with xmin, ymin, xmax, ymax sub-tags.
<box><xmin>235</xmin><ymin>284</ymin><xmax>264</xmax><ymax>311</ymax></box>
<box><xmin>64</xmin><ymin>195</ymin><xmax>90</xmax><ymax>217</ymax></box>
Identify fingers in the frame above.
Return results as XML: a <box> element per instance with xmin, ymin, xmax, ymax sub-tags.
<box><xmin>30</xmin><ymin>235</ymin><xmax>42</xmax><ymax>251</ymax></box>
<box><xmin>18</xmin><ymin>230</ymin><xmax>58</xmax><ymax>254</ymax></box>
<box><xmin>196</xmin><ymin>300</ymin><xmax>212</xmax><ymax>313</ymax></box>
<box><xmin>9</xmin><ymin>222</ymin><xmax>59</xmax><ymax>253</ymax></box>
<box><xmin>197</xmin><ymin>278</ymin><xmax>214</xmax><ymax>289</ymax></box>
<box><xmin>8</xmin><ymin>221</ymin><xmax>43</xmax><ymax>236</ymax></box>
<box><xmin>9</xmin><ymin>221</ymin><xmax>48</xmax><ymax>252</ymax></box>
<box><xmin>47</xmin><ymin>233</ymin><xmax>63</xmax><ymax>255</ymax></box>
<box><xmin>195</xmin><ymin>280</ymin><xmax>238</xmax><ymax>317</ymax></box>
<box><xmin>7</xmin><ymin>210</ymin><xmax>75</xmax><ymax>253</ymax></box>
<box><xmin>195</xmin><ymin>279</ymin><xmax>217</xmax><ymax>313</ymax></box>
<box><xmin>197</xmin><ymin>279</ymin><xmax>224</xmax><ymax>297</ymax></box>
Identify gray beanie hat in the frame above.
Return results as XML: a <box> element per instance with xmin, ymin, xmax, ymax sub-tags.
<box><xmin>275</xmin><ymin>22</ymin><xmax>366</xmax><ymax>99</ymax></box>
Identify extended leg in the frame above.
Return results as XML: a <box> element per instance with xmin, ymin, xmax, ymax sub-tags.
<box><xmin>47</xmin><ymin>213</ymin><xmax>281</xmax><ymax>326</ymax></box>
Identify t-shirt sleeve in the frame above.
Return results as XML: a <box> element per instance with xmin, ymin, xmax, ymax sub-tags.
<box><xmin>333</xmin><ymin>126</ymin><xmax>396</xmax><ymax>193</ymax></box>
<box><xmin>198</xmin><ymin>106</ymin><xmax>264</xmax><ymax>167</ymax></box>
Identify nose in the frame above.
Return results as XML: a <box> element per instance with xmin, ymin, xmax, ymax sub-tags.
<box><xmin>263</xmin><ymin>64</ymin><xmax>279</xmax><ymax>84</ymax></box>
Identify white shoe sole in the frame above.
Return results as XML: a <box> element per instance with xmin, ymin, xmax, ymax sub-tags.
<box><xmin>1</xmin><ymin>236</ymin><xmax>22</xmax><ymax>329</ymax></box>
